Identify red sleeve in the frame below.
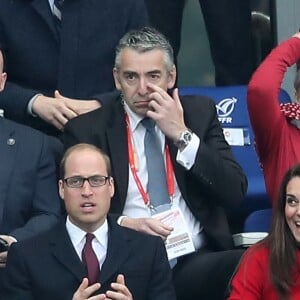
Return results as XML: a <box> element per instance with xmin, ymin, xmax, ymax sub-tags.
<box><xmin>228</xmin><ymin>245</ymin><xmax>268</xmax><ymax>300</ymax></box>
<box><xmin>247</xmin><ymin>37</ymin><xmax>300</xmax><ymax>157</ymax></box>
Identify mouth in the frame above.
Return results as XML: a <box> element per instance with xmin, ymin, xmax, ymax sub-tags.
<box><xmin>80</xmin><ymin>202</ymin><xmax>96</xmax><ymax>212</ymax></box>
<box><xmin>134</xmin><ymin>100</ymin><xmax>150</xmax><ymax>107</ymax></box>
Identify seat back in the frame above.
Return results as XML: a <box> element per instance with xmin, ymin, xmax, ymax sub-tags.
<box><xmin>179</xmin><ymin>85</ymin><xmax>290</xmax><ymax>220</ymax></box>
<box><xmin>243</xmin><ymin>208</ymin><xmax>272</xmax><ymax>232</ymax></box>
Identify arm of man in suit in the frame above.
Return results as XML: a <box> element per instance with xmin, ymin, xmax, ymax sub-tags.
<box><xmin>147</xmin><ymin>84</ymin><xmax>247</xmax><ymax>208</ymax></box>
<box><xmin>2</xmin><ymin>243</ymin><xmax>35</xmax><ymax>300</ymax></box>
<box><xmin>9</xmin><ymin>134</ymin><xmax>62</xmax><ymax>241</ymax></box>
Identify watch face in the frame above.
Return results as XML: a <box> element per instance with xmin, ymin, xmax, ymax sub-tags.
<box><xmin>183</xmin><ymin>131</ymin><xmax>192</xmax><ymax>142</ymax></box>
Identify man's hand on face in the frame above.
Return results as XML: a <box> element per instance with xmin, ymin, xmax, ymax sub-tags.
<box><xmin>146</xmin><ymin>85</ymin><xmax>188</xmax><ymax>142</ymax></box>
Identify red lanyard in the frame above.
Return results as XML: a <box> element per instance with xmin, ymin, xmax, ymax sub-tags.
<box><xmin>125</xmin><ymin>113</ymin><xmax>174</xmax><ymax>206</ymax></box>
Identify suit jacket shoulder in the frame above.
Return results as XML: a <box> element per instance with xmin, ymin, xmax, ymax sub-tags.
<box><xmin>0</xmin><ymin>118</ymin><xmax>62</xmax><ymax>240</ymax></box>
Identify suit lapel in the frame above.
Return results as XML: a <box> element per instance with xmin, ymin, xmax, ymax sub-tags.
<box><xmin>50</xmin><ymin>222</ymin><xmax>85</xmax><ymax>281</ymax></box>
<box><xmin>106</xmin><ymin>102</ymin><xmax>129</xmax><ymax>210</ymax></box>
<box><xmin>100</xmin><ymin>217</ymin><xmax>131</xmax><ymax>284</ymax></box>
<box><xmin>0</xmin><ymin>120</ymin><xmax>17</xmax><ymax>228</ymax></box>
<box><xmin>30</xmin><ymin>0</ymin><xmax>59</xmax><ymax>41</ymax></box>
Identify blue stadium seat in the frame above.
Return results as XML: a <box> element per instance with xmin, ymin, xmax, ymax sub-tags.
<box><xmin>243</xmin><ymin>208</ymin><xmax>272</xmax><ymax>233</ymax></box>
<box><xmin>179</xmin><ymin>85</ymin><xmax>290</xmax><ymax>223</ymax></box>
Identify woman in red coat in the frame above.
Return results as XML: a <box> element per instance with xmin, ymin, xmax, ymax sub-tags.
<box><xmin>228</xmin><ymin>164</ymin><xmax>300</xmax><ymax>299</ymax></box>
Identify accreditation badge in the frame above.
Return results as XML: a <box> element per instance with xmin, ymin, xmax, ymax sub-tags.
<box><xmin>152</xmin><ymin>205</ymin><xmax>195</xmax><ymax>260</ymax></box>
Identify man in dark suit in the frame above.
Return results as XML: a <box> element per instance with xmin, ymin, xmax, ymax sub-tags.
<box><xmin>0</xmin><ymin>0</ymin><xmax>148</xmax><ymax>136</ymax></box>
<box><xmin>63</xmin><ymin>27</ymin><xmax>247</xmax><ymax>300</ymax></box>
<box><xmin>144</xmin><ymin>0</ymin><xmax>254</xmax><ymax>86</ymax></box>
<box><xmin>0</xmin><ymin>49</ymin><xmax>62</xmax><ymax>269</ymax></box>
<box><xmin>3</xmin><ymin>143</ymin><xmax>175</xmax><ymax>300</ymax></box>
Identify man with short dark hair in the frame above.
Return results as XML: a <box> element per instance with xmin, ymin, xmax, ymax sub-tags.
<box><xmin>64</xmin><ymin>27</ymin><xmax>247</xmax><ymax>300</ymax></box>
<box><xmin>3</xmin><ymin>143</ymin><xmax>175</xmax><ymax>300</ymax></box>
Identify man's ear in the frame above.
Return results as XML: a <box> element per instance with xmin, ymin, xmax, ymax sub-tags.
<box><xmin>113</xmin><ymin>68</ymin><xmax>122</xmax><ymax>91</ymax></box>
<box><xmin>58</xmin><ymin>180</ymin><xmax>65</xmax><ymax>200</ymax></box>
<box><xmin>167</xmin><ymin>65</ymin><xmax>176</xmax><ymax>90</ymax></box>
<box><xmin>109</xmin><ymin>177</ymin><xmax>115</xmax><ymax>198</ymax></box>
<box><xmin>0</xmin><ymin>72</ymin><xmax>7</xmax><ymax>92</ymax></box>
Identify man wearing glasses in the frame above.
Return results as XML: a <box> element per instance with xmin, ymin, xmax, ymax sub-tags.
<box><xmin>3</xmin><ymin>143</ymin><xmax>175</xmax><ymax>300</ymax></box>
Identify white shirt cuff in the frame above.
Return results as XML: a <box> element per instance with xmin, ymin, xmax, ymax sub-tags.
<box><xmin>117</xmin><ymin>215</ymin><xmax>127</xmax><ymax>226</ymax></box>
<box><xmin>27</xmin><ymin>94</ymin><xmax>42</xmax><ymax>117</ymax></box>
<box><xmin>176</xmin><ymin>133</ymin><xmax>200</xmax><ymax>170</ymax></box>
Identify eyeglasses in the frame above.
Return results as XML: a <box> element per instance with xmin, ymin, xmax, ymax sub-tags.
<box><xmin>63</xmin><ymin>175</ymin><xmax>110</xmax><ymax>188</ymax></box>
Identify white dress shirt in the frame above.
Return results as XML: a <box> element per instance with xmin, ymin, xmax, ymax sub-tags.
<box><xmin>66</xmin><ymin>216</ymin><xmax>108</xmax><ymax>268</ymax></box>
<box><xmin>48</xmin><ymin>0</ymin><xmax>55</xmax><ymax>12</ymax></box>
<box><xmin>123</xmin><ymin>103</ymin><xmax>205</xmax><ymax>250</ymax></box>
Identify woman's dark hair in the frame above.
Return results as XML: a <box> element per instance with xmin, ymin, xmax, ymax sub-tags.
<box><xmin>263</xmin><ymin>164</ymin><xmax>300</xmax><ymax>298</ymax></box>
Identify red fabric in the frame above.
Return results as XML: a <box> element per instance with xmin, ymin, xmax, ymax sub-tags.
<box><xmin>82</xmin><ymin>233</ymin><xmax>100</xmax><ymax>285</ymax></box>
<box><xmin>247</xmin><ymin>37</ymin><xmax>300</xmax><ymax>204</ymax></box>
<box><xmin>228</xmin><ymin>244</ymin><xmax>300</xmax><ymax>299</ymax></box>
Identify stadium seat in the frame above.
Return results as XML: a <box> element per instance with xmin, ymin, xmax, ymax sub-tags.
<box><xmin>243</xmin><ymin>208</ymin><xmax>272</xmax><ymax>232</ymax></box>
<box><xmin>179</xmin><ymin>85</ymin><xmax>290</xmax><ymax>227</ymax></box>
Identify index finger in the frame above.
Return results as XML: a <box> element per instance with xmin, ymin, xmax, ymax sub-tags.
<box><xmin>147</xmin><ymin>83</ymin><xmax>171</xmax><ymax>98</ymax></box>
<box><xmin>77</xmin><ymin>278</ymin><xmax>89</xmax><ymax>293</ymax></box>
<box><xmin>116</xmin><ymin>274</ymin><xmax>125</xmax><ymax>285</ymax></box>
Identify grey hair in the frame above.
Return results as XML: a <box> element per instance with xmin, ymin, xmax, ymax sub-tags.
<box><xmin>114</xmin><ymin>27</ymin><xmax>174</xmax><ymax>72</ymax></box>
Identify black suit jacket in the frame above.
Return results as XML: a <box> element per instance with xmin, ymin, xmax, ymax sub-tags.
<box><xmin>3</xmin><ymin>216</ymin><xmax>175</xmax><ymax>300</ymax></box>
<box><xmin>64</xmin><ymin>94</ymin><xmax>248</xmax><ymax>250</ymax></box>
<box><xmin>0</xmin><ymin>117</ymin><xmax>62</xmax><ymax>241</ymax></box>
<box><xmin>0</xmin><ymin>0</ymin><xmax>148</xmax><ymax>135</ymax></box>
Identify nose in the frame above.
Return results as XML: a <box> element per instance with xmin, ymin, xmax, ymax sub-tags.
<box><xmin>297</xmin><ymin>203</ymin><xmax>300</xmax><ymax>215</ymax></box>
<box><xmin>137</xmin><ymin>78</ymin><xmax>148</xmax><ymax>95</ymax></box>
<box><xmin>81</xmin><ymin>180</ymin><xmax>93</xmax><ymax>197</ymax></box>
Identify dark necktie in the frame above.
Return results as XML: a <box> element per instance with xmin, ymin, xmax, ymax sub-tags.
<box><xmin>141</xmin><ymin>118</ymin><xmax>169</xmax><ymax>210</ymax></box>
<box><xmin>82</xmin><ymin>233</ymin><xmax>100</xmax><ymax>285</ymax></box>
<box><xmin>53</xmin><ymin>0</ymin><xmax>64</xmax><ymax>28</ymax></box>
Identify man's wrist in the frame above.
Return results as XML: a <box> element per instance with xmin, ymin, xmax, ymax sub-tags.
<box><xmin>174</xmin><ymin>128</ymin><xmax>193</xmax><ymax>151</ymax></box>
<box><xmin>28</xmin><ymin>94</ymin><xmax>43</xmax><ymax>117</ymax></box>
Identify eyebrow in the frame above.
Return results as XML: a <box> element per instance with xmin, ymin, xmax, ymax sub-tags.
<box><xmin>286</xmin><ymin>194</ymin><xmax>299</xmax><ymax>201</ymax></box>
<box><xmin>122</xmin><ymin>70</ymin><xmax>162</xmax><ymax>76</ymax></box>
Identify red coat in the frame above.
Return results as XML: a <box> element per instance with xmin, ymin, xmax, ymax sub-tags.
<box><xmin>228</xmin><ymin>244</ymin><xmax>300</xmax><ymax>299</ymax></box>
<box><xmin>247</xmin><ymin>37</ymin><xmax>300</xmax><ymax>203</ymax></box>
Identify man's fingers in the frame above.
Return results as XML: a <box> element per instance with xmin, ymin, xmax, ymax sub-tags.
<box><xmin>106</xmin><ymin>275</ymin><xmax>132</xmax><ymax>299</ymax></box>
<box><xmin>73</xmin><ymin>278</ymin><xmax>102</xmax><ymax>300</ymax></box>
<box><xmin>172</xmin><ymin>88</ymin><xmax>181</xmax><ymax>105</ymax></box>
<box><xmin>78</xmin><ymin>278</ymin><xmax>89</xmax><ymax>292</ymax></box>
<box><xmin>116</xmin><ymin>274</ymin><xmax>125</xmax><ymax>285</ymax></box>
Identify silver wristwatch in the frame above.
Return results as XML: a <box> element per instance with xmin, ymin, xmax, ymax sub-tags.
<box><xmin>174</xmin><ymin>129</ymin><xmax>193</xmax><ymax>150</ymax></box>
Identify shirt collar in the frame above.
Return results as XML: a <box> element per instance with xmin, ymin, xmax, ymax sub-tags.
<box><xmin>123</xmin><ymin>102</ymin><xmax>143</xmax><ymax>132</ymax></box>
<box><xmin>48</xmin><ymin>0</ymin><xmax>54</xmax><ymax>11</ymax></box>
<box><xmin>66</xmin><ymin>216</ymin><xmax>108</xmax><ymax>248</ymax></box>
